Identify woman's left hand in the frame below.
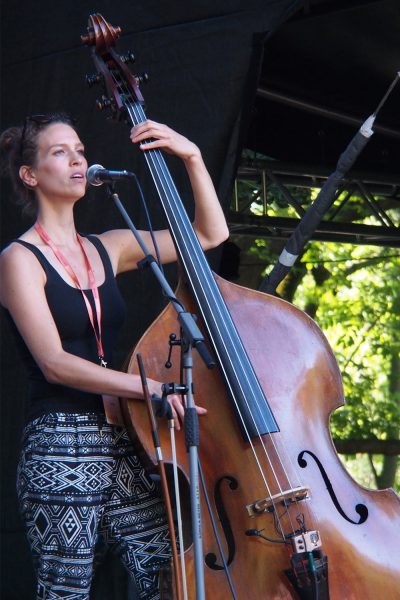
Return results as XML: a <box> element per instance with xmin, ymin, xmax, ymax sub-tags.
<box><xmin>130</xmin><ymin>120</ymin><xmax>200</xmax><ymax>163</ymax></box>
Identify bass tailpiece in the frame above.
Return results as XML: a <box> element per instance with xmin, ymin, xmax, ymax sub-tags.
<box><xmin>285</xmin><ymin>549</ymin><xmax>329</xmax><ymax>600</ymax></box>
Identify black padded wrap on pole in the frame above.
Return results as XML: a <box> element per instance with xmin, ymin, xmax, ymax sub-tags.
<box><xmin>259</xmin><ymin>128</ymin><xmax>371</xmax><ymax>295</ymax></box>
<box><xmin>184</xmin><ymin>407</ymin><xmax>200</xmax><ymax>450</ymax></box>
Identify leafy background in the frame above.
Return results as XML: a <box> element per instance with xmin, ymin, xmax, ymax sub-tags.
<box><xmin>231</xmin><ymin>178</ymin><xmax>400</xmax><ymax>491</ymax></box>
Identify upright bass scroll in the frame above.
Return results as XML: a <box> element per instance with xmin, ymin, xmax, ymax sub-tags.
<box><xmin>81</xmin><ymin>13</ymin><xmax>400</xmax><ymax>600</ymax></box>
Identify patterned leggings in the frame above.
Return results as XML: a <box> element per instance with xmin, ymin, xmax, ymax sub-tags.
<box><xmin>17</xmin><ymin>412</ymin><xmax>171</xmax><ymax>600</ymax></box>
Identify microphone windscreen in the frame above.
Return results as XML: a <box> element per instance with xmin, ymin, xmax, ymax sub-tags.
<box><xmin>86</xmin><ymin>164</ymin><xmax>105</xmax><ymax>186</ymax></box>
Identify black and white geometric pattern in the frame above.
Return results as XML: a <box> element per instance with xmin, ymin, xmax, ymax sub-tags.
<box><xmin>17</xmin><ymin>413</ymin><xmax>171</xmax><ymax>599</ymax></box>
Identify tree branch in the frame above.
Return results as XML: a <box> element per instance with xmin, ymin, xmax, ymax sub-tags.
<box><xmin>333</xmin><ymin>438</ymin><xmax>400</xmax><ymax>456</ymax></box>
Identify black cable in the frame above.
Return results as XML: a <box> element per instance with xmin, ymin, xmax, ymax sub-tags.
<box><xmin>245</xmin><ymin>528</ymin><xmax>290</xmax><ymax>545</ymax></box>
<box><xmin>129</xmin><ymin>171</ymin><xmax>164</xmax><ymax>273</ymax></box>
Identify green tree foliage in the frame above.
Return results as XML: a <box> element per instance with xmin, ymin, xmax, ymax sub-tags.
<box><xmin>292</xmin><ymin>243</ymin><xmax>400</xmax><ymax>491</ymax></box>
<box><xmin>230</xmin><ymin>179</ymin><xmax>400</xmax><ymax>491</ymax></box>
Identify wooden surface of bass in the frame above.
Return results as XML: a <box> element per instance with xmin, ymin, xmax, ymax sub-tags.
<box><xmin>122</xmin><ymin>276</ymin><xmax>400</xmax><ymax>600</ymax></box>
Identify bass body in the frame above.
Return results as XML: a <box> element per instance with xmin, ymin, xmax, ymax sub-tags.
<box><xmin>123</xmin><ymin>276</ymin><xmax>400</xmax><ymax>600</ymax></box>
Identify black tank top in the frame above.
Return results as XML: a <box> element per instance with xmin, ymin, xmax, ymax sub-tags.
<box><xmin>6</xmin><ymin>235</ymin><xmax>126</xmax><ymax>421</ymax></box>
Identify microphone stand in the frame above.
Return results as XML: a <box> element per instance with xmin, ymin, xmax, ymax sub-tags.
<box><xmin>259</xmin><ymin>71</ymin><xmax>400</xmax><ymax>295</ymax></box>
<box><xmin>105</xmin><ymin>183</ymin><xmax>214</xmax><ymax>600</ymax></box>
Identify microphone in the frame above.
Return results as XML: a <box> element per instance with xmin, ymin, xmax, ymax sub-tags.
<box><xmin>86</xmin><ymin>164</ymin><xmax>135</xmax><ymax>186</ymax></box>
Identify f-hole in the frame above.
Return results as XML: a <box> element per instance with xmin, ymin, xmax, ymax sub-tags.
<box><xmin>205</xmin><ymin>475</ymin><xmax>238</xmax><ymax>570</ymax></box>
<box><xmin>298</xmin><ymin>450</ymin><xmax>368</xmax><ymax>524</ymax></box>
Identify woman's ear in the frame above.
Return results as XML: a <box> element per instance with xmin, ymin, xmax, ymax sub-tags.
<box><xmin>19</xmin><ymin>165</ymin><xmax>37</xmax><ymax>188</ymax></box>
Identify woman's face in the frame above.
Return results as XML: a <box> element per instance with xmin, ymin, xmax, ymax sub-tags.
<box><xmin>23</xmin><ymin>122</ymin><xmax>88</xmax><ymax>203</ymax></box>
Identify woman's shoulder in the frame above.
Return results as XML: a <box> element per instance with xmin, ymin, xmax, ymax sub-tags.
<box><xmin>2</xmin><ymin>225</ymin><xmax>36</xmax><ymax>248</ymax></box>
<box><xmin>1</xmin><ymin>230</ymin><xmax>38</xmax><ymax>259</ymax></box>
<box><xmin>1</xmin><ymin>237</ymin><xmax>44</xmax><ymax>272</ymax></box>
<box><xmin>0</xmin><ymin>237</ymin><xmax>46</xmax><ymax>307</ymax></box>
<box><xmin>2</xmin><ymin>238</ymin><xmax>30</xmax><ymax>258</ymax></box>
<box><xmin>1</xmin><ymin>226</ymin><xmax>48</xmax><ymax>275</ymax></box>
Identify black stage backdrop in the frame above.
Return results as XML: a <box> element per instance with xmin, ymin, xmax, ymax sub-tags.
<box><xmin>1</xmin><ymin>2</ymin><xmax>300</xmax><ymax>598</ymax></box>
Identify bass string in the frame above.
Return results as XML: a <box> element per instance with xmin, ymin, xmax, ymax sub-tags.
<box><xmin>137</xmin><ymin>104</ymin><xmax>320</xmax><ymax>537</ymax></box>
<box><xmin>126</xmin><ymin>98</ymin><xmax>310</xmax><ymax>539</ymax></box>
<box><xmin>111</xmin><ymin>64</ymin><xmax>313</xmax><ymax>539</ymax></box>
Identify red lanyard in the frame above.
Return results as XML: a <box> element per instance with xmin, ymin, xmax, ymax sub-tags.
<box><xmin>34</xmin><ymin>222</ymin><xmax>107</xmax><ymax>366</ymax></box>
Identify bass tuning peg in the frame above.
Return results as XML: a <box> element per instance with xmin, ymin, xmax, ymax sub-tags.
<box><xmin>96</xmin><ymin>96</ymin><xmax>114</xmax><ymax>111</ymax></box>
<box><xmin>121</xmin><ymin>51</ymin><xmax>135</xmax><ymax>64</ymax></box>
<box><xmin>136</xmin><ymin>72</ymin><xmax>149</xmax><ymax>84</ymax></box>
<box><xmin>85</xmin><ymin>73</ymin><xmax>103</xmax><ymax>88</ymax></box>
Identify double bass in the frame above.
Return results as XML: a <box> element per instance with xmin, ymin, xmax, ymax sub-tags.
<box><xmin>81</xmin><ymin>14</ymin><xmax>400</xmax><ymax>599</ymax></box>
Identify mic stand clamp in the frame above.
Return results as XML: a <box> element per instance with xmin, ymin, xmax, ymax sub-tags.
<box><xmin>105</xmin><ymin>183</ymin><xmax>211</xmax><ymax>600</ymax></box>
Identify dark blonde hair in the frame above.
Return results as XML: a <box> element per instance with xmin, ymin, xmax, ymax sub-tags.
<box><xmin>0</xmin><ymin>112</ymin><xmax>77</xmax><ymax>216</ymax></box>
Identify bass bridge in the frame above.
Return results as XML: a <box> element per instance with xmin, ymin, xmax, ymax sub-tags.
<box><xmin>246</xmin><ymin>485</ymin><xmax>309</xmax><ymax>517</ymax></box>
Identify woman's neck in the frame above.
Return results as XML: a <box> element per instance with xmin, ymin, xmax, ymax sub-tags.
<box><xmin>35</xmin><ymin>210</ymin><xmax>78</xmax><ymax>248</ymax></box>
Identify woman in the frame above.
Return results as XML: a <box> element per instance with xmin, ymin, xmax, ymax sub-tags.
<box><xmin>0</xmin><ymin>112</ymin><xmax>229</xmax><ymax>599</ymax></box>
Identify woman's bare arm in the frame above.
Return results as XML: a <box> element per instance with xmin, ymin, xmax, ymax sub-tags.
<box><xmin>98</xmin><ymin>120</ymin><xmax>229</xmax><ymax>274</ymax></box>
<box><xmin>0</xmin><ymin>243</ymin><xmax>199</xmax><ymax>428</ymax></box>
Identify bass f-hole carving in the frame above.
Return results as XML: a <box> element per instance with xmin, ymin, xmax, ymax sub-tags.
<box><xmin>205</xmin><ymin>475</ymin><xmax>238</xmax><ymax>570</ymax></box>
<box><xmin>298</xmin><ymin>450</ymin><xmax>369</xmax><ymax>524</ymax></box>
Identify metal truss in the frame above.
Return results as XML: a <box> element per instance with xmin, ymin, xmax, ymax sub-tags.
<box><xmin>229</xmin><ymin>160</ymin><xmax>400</xmax><ymax>247</ymax></box>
